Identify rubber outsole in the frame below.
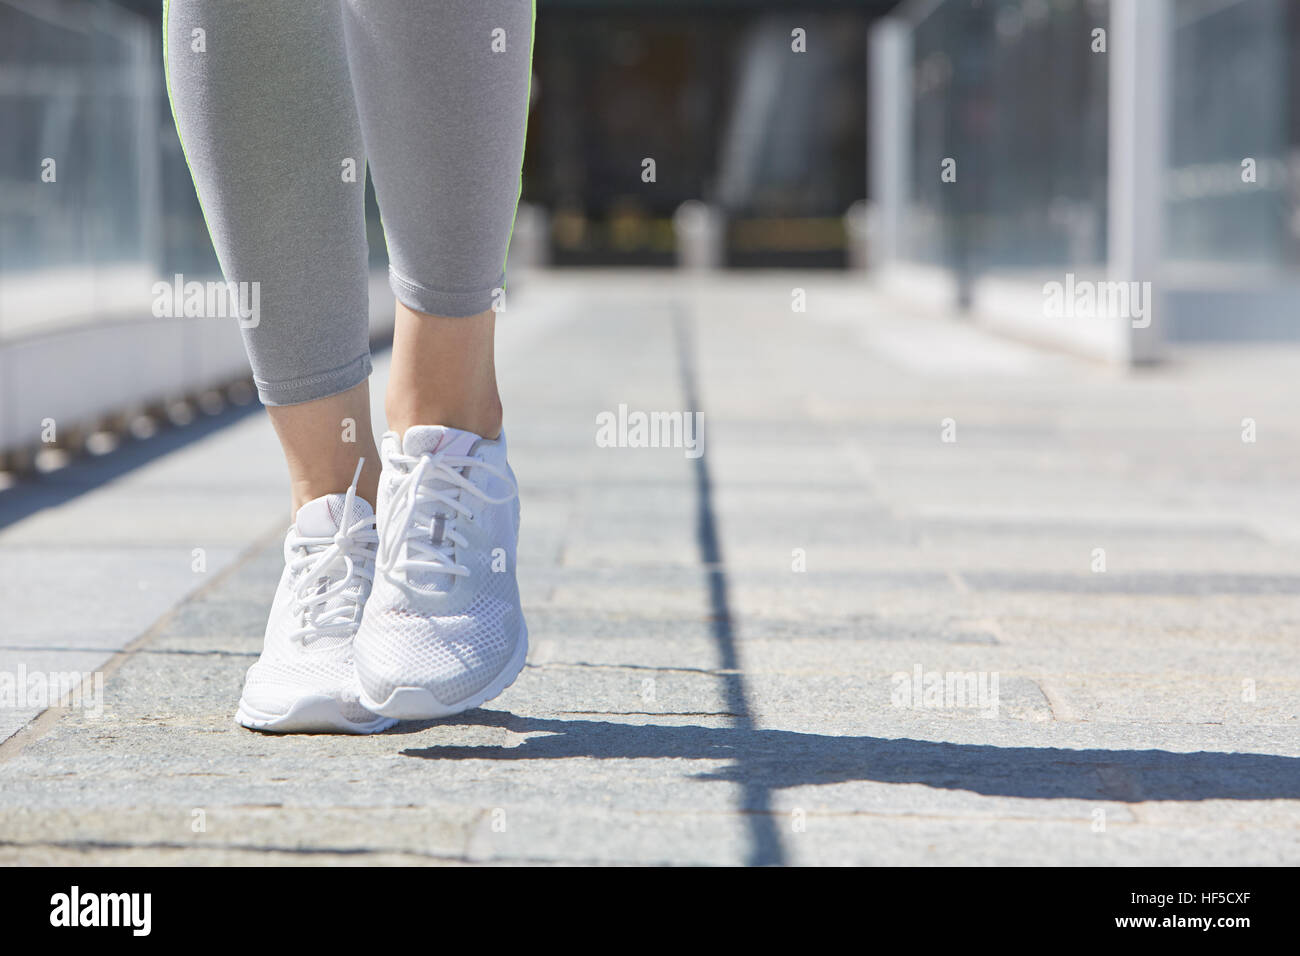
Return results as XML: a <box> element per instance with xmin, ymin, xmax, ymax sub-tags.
<box><xmin>358</xmin><ymin>621</ymin><xmax>529</xmax><ymax>720</ymax></box>
<box><xmin>235</xmin><ymin>694</ymin><xmax>397</xmax><ymax>735</ymax></box>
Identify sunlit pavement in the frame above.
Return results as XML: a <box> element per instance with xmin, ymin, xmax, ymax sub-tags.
<box><xmin>1</xmin><ymin>270</ymin><xmax>1298</xmax><ymax>864</ymax></box>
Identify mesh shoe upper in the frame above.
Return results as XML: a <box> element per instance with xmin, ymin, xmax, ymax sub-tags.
<box><xmin>240</xmin><ymin>489</ymin><xmax>381</xmax><ymax>726</ymax></box>
<box><xmin>355</xmin><ymin>426</ymin><xmax>524</xmax><ymax>707</ymax></box>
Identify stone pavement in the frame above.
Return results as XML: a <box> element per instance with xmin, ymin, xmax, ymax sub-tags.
<box><xmin>1</xmin><ymin>271</ymin><xmax>1297</xmax><ymax>865</ymax></box>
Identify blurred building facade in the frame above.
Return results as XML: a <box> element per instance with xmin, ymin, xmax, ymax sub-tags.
<box><xmin>871</xmin><ymin>0</ymin><xmax>1300</xmax><ymax>359</ymax></box>
<box><xmin>525</xmin><ymin>0</ymin><xmax>879</xmax><ymax>268</ymax></box>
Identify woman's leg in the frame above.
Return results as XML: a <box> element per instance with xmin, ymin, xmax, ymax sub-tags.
<box><xmin>164</xmin><ymin>0</ymin><xmax>379</xmax><ymax>509</ymax></box>
<box><xmin>165</xmin><ymin>0</ymin><xmax>391</xmax><ymax>734</ymax></box>
<box><xmin>341</xmin><ymin>0</ymin><xmax>535</xmax><ymax>720</ymax></box>
<box><xmin>340</xmin><ymin>0</ymin><xmax>534</xmax><ymax>441</ymax></box>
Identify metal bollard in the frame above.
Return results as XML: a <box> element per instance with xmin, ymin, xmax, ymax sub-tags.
<box><xmin>673</xmin><ymin>200</ymin><xmax>724</xmax><ymax>271</ymax></box>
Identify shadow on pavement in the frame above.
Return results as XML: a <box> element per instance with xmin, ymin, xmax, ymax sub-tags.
<box><xmin>398</xmin><ymin>710</ymin><xmax>1300</xmax><ymax>803</ymax></box>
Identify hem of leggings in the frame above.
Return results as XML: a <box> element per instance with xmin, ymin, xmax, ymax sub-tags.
<box><xmin>254</xmin><ymin>352</ymin><xmax>372</xmax><ymax>407</ymax></box>
<box><xmin>388</xmin><ymin>266</ymin><xmax>503</xmax><ymax>318</ymax></box>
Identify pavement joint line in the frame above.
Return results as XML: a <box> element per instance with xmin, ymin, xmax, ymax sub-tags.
<box><xmin>529</xmin><ymin>661</ymin><xmax>743</xmax><ymax>676</ymax></box>
<box><xmin>0</xmin><ymin>838</ymin><xmax>473</xmax><ymax>863</ymax></box>
<box><xmin>0</xmin><ymin>520</ymin><xmax>286</xmax><ymax>763</ymax></box>
<box><xmin>0</xmin><ymin>646</ymin><xmax>258</xmax><ymax>658</ymax></box>
<box><xmin>672</xmin><ymin>302</ymin><xmax>787</xmax><ymax>867</ymax></box>
<box><xmin>463</xmin><ymin>807</ymin><xmax>494</xmax><ymax>861</ymax></box>
<box><xmin>555</xmin><ymin>710</ymin><xmax>742</xmax><ymax>717</ymax></box>
<box><xmin>1037</xmin><ymin>680</ymin><xmax>1079</xmax><ymax>723</ymax></box>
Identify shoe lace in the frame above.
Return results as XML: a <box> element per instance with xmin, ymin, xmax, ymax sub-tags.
<box><xmin>377</xmin><ymin>446</ymin><xmax>517</xmax><ymax>584</ymax></box>
<box><xmin>284</xmin><ymin>460</ymin><xmax>377</xmax><ymax>645</ymax></box>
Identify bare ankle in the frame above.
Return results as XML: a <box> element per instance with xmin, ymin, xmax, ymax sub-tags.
<box><xmin>386</xmin><ymin>396</ymin><xmax>502</xmax><ymax>440</ymax></box>
<box><xmin>266</xmin><ymin>381</ymin><xmax>381</xmax><ymax>514</ymax></box>
<box><xmin>386</xmin><ymin>303</ymin><xmax>503</xmax><ymax>440</ymax></box>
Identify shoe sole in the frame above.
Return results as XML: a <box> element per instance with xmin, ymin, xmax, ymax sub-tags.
<box><xmin>358</xmin><ymin>620</ymin><xmax>529</xmax><ymax>720</ymax></box>
<box><xmin>235</xmin><ymin>695</ymin><xmax>397</xmax><ymax>735</ymax></box>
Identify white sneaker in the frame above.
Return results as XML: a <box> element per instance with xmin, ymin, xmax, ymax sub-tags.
<box><xmin>236</xmin><ymin>464</ymin><xmax>396</xmax><ymax>735</ymax></box>
<box><xmin>354</xmin><ymin>425</ymin><xmax>528</xmax><ymax>720</ymax></box>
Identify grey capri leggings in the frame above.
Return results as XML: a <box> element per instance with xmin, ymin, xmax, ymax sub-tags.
<box><xmin>163</xmin><ymin>0</ymin><xmax>535</xmax><ymax>406</ymax></box>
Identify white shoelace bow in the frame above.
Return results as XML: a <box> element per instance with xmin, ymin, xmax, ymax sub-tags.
<box><xmin>284</xmin><ymin>460</ymin><xmax>377</xmax><ymax>644</ymax></box>
<box><xmin>377</xmin><ymin>446</ymin><xmax>517</xmax><ymax>583</ymax></box>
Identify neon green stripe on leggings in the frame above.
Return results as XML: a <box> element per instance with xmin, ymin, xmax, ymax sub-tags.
<box><xmin>161</xmin><ymin>0</ymin><xmax>220</xmax><ymax>258</ymax></box>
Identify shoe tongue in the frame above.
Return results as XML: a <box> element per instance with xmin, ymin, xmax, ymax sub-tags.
<box><xmin>402</xmin><ymin>425</ymin><xmax>480</xmax><ymax>460</ymax></box>
<box><xmin>295</xmin><ymin>492</ymin><xmax>375</xmax><ymax>538</ymax></box>
<box><xmin>394</xmin><ymin>427</ymin><xmax>481</xmax><ymax>595</ymax></box>
<box><xmin>287</xmin><ymin>492</ymin><xmax>375</xmax><ymax>648</ymax></box>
